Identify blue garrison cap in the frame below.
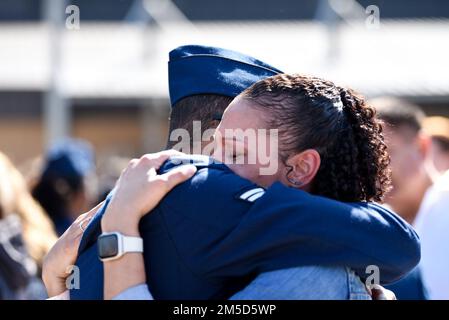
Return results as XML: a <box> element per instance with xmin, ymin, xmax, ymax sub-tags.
<box><xmin>168</xmin><ymin>45</ymin><xmax>283</xmax><ymax>106</ymax></box>
<box><xmin>42</xmin><ymin>138</ymin><xmax>95</xmax><ymax>180</ymax></box>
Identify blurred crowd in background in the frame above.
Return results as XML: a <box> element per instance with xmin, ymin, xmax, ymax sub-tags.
<box><xmin>1</xmin><ymin>0</ymin><xmax>449</xmax><ymax>300</ymax></box>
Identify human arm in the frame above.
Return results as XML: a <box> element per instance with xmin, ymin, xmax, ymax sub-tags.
<box><xmin>207</xmin><ymin>182</ymin><xmax>421</xmax><ymax>283</ymax></box>
<box><xmin>42</xmin><ymin>150</ymin><xmax>196</xmax><ymax>300</ymax></box>
<box><xmin>159</xmin><ymin>179</ymin><xmax>420</xmax><ymax>285</ymax></box>
<box><xmin>101</xmin><ymin>151</ymin><xmax>197</xmax><ymax>299</ymax></box>
<box><xmin>42</xmin><ymin>203</ymin><xmax>102</xmax><ymax>297</ymax></box>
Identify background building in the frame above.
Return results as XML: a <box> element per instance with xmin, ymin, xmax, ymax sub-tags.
<box><xmin>0</xmin><ymin>0</ymin><xmax>448</xmax><ymax>168</ymax></box>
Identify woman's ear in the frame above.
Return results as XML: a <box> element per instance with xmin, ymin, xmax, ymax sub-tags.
<box><xmin>286</xmin><ymin>149</ymin><xmax>321</xmax><ymax>189</ymax></box>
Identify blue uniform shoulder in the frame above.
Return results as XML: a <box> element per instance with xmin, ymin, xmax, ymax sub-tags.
<box><xmin>159</xmin><ymin>154</ymin><xmax>226</xmax><ymax>172</ymax></box>
<box><xmin>154</xmin><ymin>155</ymin><xmax>260</xmax><ymax>231</ymax></box>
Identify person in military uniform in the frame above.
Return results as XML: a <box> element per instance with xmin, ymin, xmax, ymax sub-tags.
<box><xmin>43</xmin><ymin>46</ymin><xmax>419</xmax><ymax>300</ymax></box>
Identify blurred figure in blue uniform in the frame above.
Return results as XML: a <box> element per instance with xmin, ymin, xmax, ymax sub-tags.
<box><xmin>32</xmin><ymin>139</ymin><xmax>96</xmax><ymax>235</ymax></box>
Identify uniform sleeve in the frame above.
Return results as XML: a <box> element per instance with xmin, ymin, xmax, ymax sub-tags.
<box><xmin>192</xmin><ymin>182</ymin><xmax>420</xmax><ymax>284</ymax></box>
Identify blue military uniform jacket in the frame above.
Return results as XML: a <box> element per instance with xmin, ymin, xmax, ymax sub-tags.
<box><xmin>385</xmin><ymin>266</ymin><xmax>428</xmax><ymax>300</ymax></box>
<box><xmin>71</xmin><ymin>155</ymin><xmax>420</xmax><ymax>300</ymax></box>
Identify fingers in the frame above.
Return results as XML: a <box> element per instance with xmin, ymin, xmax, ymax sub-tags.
<box><xmin>85</xmin><ymin>201</ymin><xmax>104</xmax><ymax>218</ymax></box>
<box><xmin>147</xmin><ymin>167</ymin><xmax>157</xmax><ymax>179</ymax></box>
<box><xmin>158</xmin><ymin>164</ymin><xmax>197</xmax><ymax>192</ymax></box>
<box><xmin>68</xmin><ymin>202</ymin><xmax>104</xmax><ymax>239</ymax></box>
<box><xmin>371</xmin><ymin>288</ymin><xmax>387</xmax><ymax>300</ymax></box>
<box><xmin>379</xmin><ymin>288</ymin><xmax>396</xmax><ymax>300</ymax></box>
<box><xmin>125</xmin><ymin>150</ymin><xmax>185</xmax><ymax>175</ymax></box>
<box><xmin>158</xmin><ymin>149</ymin><xmax>185</xmax><ymax>157</ymax></box>
<box><xmin>76</xmin><ymin>201</ymin><xmax>104</xmax><ymax>222</ymax></box>
<box><xmin>370</xmin><ymin>285</ymin><xmax>397</xmax><ymax>300</ymax></box>
<box><xmin>140</xmin><ymin>150</ymin><xmax>185</xmax><ymax>168</ymax></box>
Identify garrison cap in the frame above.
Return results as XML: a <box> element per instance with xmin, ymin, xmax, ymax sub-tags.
<box><xmin>168</xmin><ymin>45</ymin><xmax>283</xmax><ymax>106</ymax></box>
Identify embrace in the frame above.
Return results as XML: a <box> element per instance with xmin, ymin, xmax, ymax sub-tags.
<box><xmin>43</xmin><ymin>45</ymin><xmax>419</xmax><ymax>300</ymax></box>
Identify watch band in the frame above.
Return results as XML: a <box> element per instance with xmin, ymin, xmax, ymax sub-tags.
<box><xmin>122</xmin><ymin>235</ymin><xmax>143</xmax><ymax>253</ymax></box>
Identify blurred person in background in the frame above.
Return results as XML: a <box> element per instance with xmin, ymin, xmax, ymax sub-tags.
<box><xmin>423</xmin><ymin>116</ymin><xmax>449</xmax><ymax>174</ymax></box>
<box><xmin>372</xmin><ymin>97</ymin><xmax>449</xmax><ymax>299</ymax></box>
<box><xmin>0</xmin><ymin>151</ymin><xmax>57</xmax><ymax>299</ymax></box>
<box><xmin>413</xmin><ymin>115</ymin><xmax>449</xmax><ymax>299</ymax></box>
<box><xmin>32</xmin><ymin>139</ymin><xmax>97</xmax><ymax>236</ymax></box>
<box><xmin>371</xmin><ymin>97</ymin><xmax>430</xmax><ymax>300</ymax></box>
<box><xmin>371</xmin><ymin>97</ymin><xmax>434</xmax><ymax>225</ymax></box>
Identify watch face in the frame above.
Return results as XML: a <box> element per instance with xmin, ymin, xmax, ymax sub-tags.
<box><xmin>98</xmin><ymin>234</ymin><xmax>119</xmax><ymax>259</ymax></box>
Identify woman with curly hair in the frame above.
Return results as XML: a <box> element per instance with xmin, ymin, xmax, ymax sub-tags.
<box><xmin>219</xmin><ymin>73</ymin><xmax>391</xmax><ymax>202</ymax></box>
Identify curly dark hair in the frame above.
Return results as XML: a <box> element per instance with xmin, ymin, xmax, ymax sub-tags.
<box><xmin>241</xmin><ymin>74</ymin><xmax>391</xmax><ymax>202</ymax></box>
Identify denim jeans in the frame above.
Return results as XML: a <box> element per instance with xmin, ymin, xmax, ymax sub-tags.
<box><xmin>230</xmin><ymin>266</ymin><xmax>372</xmax><ymax>300</ymax></box>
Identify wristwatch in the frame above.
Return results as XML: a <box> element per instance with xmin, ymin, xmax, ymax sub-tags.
<box><xmin>98</xmin><ymin>232</ymin><xmax>143</xmax><ymax>262</ymax></box>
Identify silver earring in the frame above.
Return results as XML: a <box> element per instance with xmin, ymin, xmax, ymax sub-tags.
<box><xmin>287</xmin><ymin>176</ymin><xmax>304</xmax><ymax>187</ymax></box>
